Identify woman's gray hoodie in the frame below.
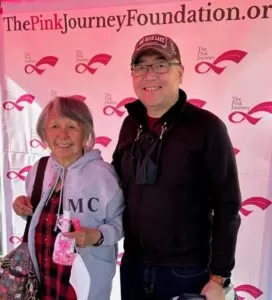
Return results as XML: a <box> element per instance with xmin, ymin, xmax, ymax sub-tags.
<box><xmin>26</xmin><ymin>149</ymin><xmax>124</xmax><ymax>300</ymax></box>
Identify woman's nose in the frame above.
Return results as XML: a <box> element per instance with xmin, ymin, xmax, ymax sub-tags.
<box><xmin>58</xmin><ymin>127</ymin><xmax>69</xmax><ymax>136</ymax></box>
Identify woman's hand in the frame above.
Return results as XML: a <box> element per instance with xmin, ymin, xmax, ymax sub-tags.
<box><xmin>13</xmin><ymin>195</ymin><xmax>33</xmax><ymax>217</ymax></box>
<box><xmin>63</xmin><ymin>227</ymin><xmax>102</xmax><ymax>248</ymax></box>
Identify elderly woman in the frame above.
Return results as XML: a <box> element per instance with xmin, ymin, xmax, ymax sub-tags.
<box><xmin>13</xmin><ymin>96</ymin><xmax>124</xmax><ymax>300</ymax></box>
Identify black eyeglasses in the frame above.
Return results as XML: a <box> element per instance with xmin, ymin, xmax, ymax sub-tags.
<box><xmin>131</xmin><ymin>62</ymin><xmax>181</xmax><ymax>76</ymax></box>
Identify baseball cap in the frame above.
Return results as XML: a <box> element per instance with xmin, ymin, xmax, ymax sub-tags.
<box><xmin>131</xmin><ymin>34</ymin><xmax>181</xmax><ymax>65</ymax></box>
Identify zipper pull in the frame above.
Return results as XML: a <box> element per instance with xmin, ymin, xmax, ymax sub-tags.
<box><xmin>159</xmin><ymin>122</ymin><xmax>167</xmax><ymax>139</ymax></box>
<box><xmin>135</xmin><ymin>124</ymin><xmax>143</xmax><ymax>141</ymax></box>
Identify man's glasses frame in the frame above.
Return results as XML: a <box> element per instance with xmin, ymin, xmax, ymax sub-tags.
<box><xmin>131</xmin><ymin>61</ymin><xmax>181</xmax><ymax>76</ymax></box>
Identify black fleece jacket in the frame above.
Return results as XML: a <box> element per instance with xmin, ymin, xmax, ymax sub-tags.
<box><xmin>112</xmin><ymin>89</ymin><xmax>241</xmax><ymax>277</ymax></box>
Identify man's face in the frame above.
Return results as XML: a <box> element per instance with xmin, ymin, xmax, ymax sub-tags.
<box><xmin>132</xmin><ymin>51</ymin><xmax>183</xmax><ymax>117</ymax></box>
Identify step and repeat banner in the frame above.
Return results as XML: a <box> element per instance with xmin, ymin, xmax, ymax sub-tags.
<box><xmin>0</xmin><ymin>0</ymin><xmax>272</xmax><ymax>299</ymax></box>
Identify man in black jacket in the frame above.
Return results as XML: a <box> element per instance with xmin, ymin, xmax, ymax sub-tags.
<box><xmin>112</xmin><ymin>33</ymin><xmax>241</xmax><ymax>300</ymax></box>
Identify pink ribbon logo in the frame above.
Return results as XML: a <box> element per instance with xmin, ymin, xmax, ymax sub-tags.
<box><xmin>70</xmin><ymin>95</ymin><xmax>86</xmax><ymax>101</ymax></box>
<box><xmin>75</xmin><ymin>54</ymin><xmax>111</xmax><ymax>74</ymax></box>
<box><xmin>9</xmin><ymin>235</ymin><xmax>23</xmax><ymax>245</ymax></box>
<box><xmin>95</xmin><ymin>136</ymin><xmax>112</xmax><ymax>148</ymax></box>
<box><xmin>2</xmin><ymin>94</ymin><xmax>35</xmax><ymax>111</ymax></box>
<box><xmin>233</xmin><ymin>148</ymin><xmax>240</xmax><ymax>155</ymax></box>
<box><xmin>103</xmin><ymin>97</ymin><xmax>136</xmax><ymax>117</ymax></box>
<box><xmin>59</xmin><ymin>239</ymin><xmax>71</xmax><ymax>251</ymax></box>
<box><xmin>229</xmin><ymin>101</ymin><xmax>272</xmax><ymax>124</ymax></box>
<box><xmin>30</xmin><ymin>139</ymin><xmax>46</xmax><ymax>149</ymax></box>
<box><xmin>25</xmin><ymin>56</ymin><xmax>59</xmax><ymax>75</ymax></box>
<box><xmin>235</xmin><ymin>284</ymin><xmax>263</xmax><ymax>300</ymax></box>
<box><xmin>240</xmin><ymin>197</ymin><xmax>272</xmax><ymax>216</ymax></box>
<box><xmin>116</xmin><ymin>252</ymin><xmax>124</xmax><ymax>266</ymax></box>
<box><xmin>187</xmin><ymin>98</ymin><xmax>207</xmax><ymax>108</ymax></box>
<box><xmin>195</xmin><ymin>50</ymin><xmax>247</xmax><ymax>74</ymax></box>
<box><xmin>6</xmin><ymin>165</ymin><xmax>32</xmax><ymax>181</ymax></box>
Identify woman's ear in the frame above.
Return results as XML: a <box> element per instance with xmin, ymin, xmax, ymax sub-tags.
<box><xmin>82</xmin><ymin>140</ymin><xmax>87</xmax><ymax>149</ymax></box>
<box><xmin>42</xmin><ymin>140</ymin><xmax>48</xmax><ymax>149</ymax></box>
<box><xmin>82</xmin><ymin>137</ymin><xmax>91</xmax><ymax>150</ymax></box>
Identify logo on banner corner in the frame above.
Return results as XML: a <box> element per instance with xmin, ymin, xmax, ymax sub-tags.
<box><xmin>75</xmin><ymin>50</ymin><xmax>112</xmax><ymax>74</ymax></box>
<box><xmin>24</xmin><ymin>53</ymin><xmax>59</xmax><ymax>75</ymax></box>
<box><xmin>229</xmin><ymin>99</ymin><xmax>272</xmax><ymax>125</ymax></box>
<box><xmin>2</xmin><ymin>93</ymin><xmax>35</xmax><ymax>111</ymax></box>
<box><xmin>6</xmin><ymin>165</ymin><xmax>32</xmax><ymax>181</ymax></box>
<box><xmin>240</xmin><ymin>197</ymin><xmax>272</xmax><ymax>216</ymax></box>
<box><xmin>195</xmin><ymin>47</ymin><xmax>247</xmax><ymax>74</ymax></box>
<box><xmin>103</xmin><ymin>93</ymin><xmax>136</xmax><ymax>117</ymax></box>
<box><xmin>235</xmin><ymin>284</ymin><xmax>263</xmax><ymax>300</ymax></box>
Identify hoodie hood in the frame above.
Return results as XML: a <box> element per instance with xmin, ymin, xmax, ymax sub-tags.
<box><xmin>43</xmin><ymin>148</ymin><xmax>104</xmax><ymax>225</ymax></box>
<box><xmin>50</xmin><ymin>148</ymin><xmax>103</xmax><ymax>170</ymax></box>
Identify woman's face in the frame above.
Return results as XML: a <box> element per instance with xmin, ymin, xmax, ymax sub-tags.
<box><xmin>44</xmin><ymin>109</ymin><xmax>87</xmax><ymax>167</ymax></box>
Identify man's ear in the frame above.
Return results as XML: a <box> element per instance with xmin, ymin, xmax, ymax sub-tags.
<box><xmin>179</xmin><ymin>66</ymin><xmax>184</xmax><ymax>84</ymax></box>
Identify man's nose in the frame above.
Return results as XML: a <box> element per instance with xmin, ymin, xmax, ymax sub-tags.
<box><xmin>144</xmin><ymin>66</ymin><xmax>157</xmax><ymax>78</ymax></box>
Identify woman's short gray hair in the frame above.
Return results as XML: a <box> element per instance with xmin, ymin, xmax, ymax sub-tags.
<box><xmin>36</xmin><ymin>96</ymin><xmax>95</xmax><ymax>149</ymax></box>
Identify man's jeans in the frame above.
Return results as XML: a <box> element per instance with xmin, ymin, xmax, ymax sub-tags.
<box><xmin>120</xmin><ymin>260</ymin><xmax>209</xmax><ymax>300</ymax></box>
